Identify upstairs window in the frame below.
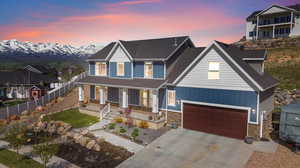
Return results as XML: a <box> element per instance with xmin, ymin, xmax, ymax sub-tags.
<box><xmin>144</xmin><ymin>62</ymin><xmax>153</xmax><ymax>78</ymax></box>
<box><xmin>97</xmin><ymin>62</ymin><xmax>107</xmax><ymax>76</ymax></box>
<box><xmin>117</xmin><ymin>62</ymin><xmax>124</xmax><ymax>76</ymax></box>
<box><xmin>167</xmin><ymin>90</ymin><xmax>176</xmax><ymax>106</ymax></box>
<box><xmin>208</xmin><ymin>62</ymin><xmax>220</xmax><ymax>80</ymax></box>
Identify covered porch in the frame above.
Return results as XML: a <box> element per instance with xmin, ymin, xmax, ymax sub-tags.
<box><xmin>77</xmin><ymin>76</ymin><xmax>167</xmax><ymax>128</ymax></box>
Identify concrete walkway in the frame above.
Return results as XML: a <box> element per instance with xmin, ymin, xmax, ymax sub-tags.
<box><xmin>118</xmin><ymin>129</ymin><xmax>278</xmax><ymax>168</ymax></box>
<box><xmin>92</xmin><ymin>130</ymin><xmax>144</xmax><ymax>153</ymax></box>
<box><xmin>0</xmin><ymin>140</ymin><xmax>80</xmax><ymax>168</ymax></box>
<box><xmin>0</xmin><ymin>163</ymin><xmax>8</xmax><ymax>168</ymax></box>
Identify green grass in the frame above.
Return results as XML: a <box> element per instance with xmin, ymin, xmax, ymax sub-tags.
<box><xmin>0</xmin><ymin>149</ymin><xmax>43</xmax><ymax>168</ymax></box>
<box><xmin>266</xmin><ymin>62</ymin><xmax>300</xmax><ymax>90</ymax></box>
<box><xmin>44</xmin><ymin>108</ymin><xmax>99</xmax><ymax>128</ymax></box>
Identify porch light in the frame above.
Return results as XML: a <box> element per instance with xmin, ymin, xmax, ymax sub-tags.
<box><xmin>251</xmin><ymin>109</ymin><xmax>256</xmax><ymax>114</ymax></box>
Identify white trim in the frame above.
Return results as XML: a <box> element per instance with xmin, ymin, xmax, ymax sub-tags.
<box><xmin>176</xmin><ymin>84</ymin><xmax>255</xmax><ymax>92</ymax></box>
<box><xmin>105</xmin><ymin>42</ymin><xmax>118</xmax><ymax>61</ymax></box>
<box><xmin>160</xmin><ymin>108</ymin><xmax>181</xmax><ymax>113</ymax></box>
<box><xmin>242</xmin><ymin>58</ymin><xmax>265</xmax><ymax>61</ymax></box>
<box><xmin>144</xmin><ymin>61</ymin><xmax>153</xmax><ymax>79</ymax></box>
<box><xmin>164</xmin><ymin>62</ymin><xmax>166</xmax><ymax>79</ymax></box>
<box><xmin>256</xmin><ymin>4</ymin><xmax>296</xmax><ymax>16</ymax></box>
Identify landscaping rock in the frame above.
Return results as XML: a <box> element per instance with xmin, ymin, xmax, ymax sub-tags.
<box><xmin>79</xmin><ymin>136</ymin><xmax>90</xmax><ymax>147</ymax></box>
<box><xmin>9</xmin><ymin>115</ymin><xmax>20</xmax><ymax>121</ymax></box>
<box><xmin>96</xmin><ymin>137</ymin><xmax>105</xmax><ymax>144</ymax></box>
<box><xmin>80</xmin><ymin>129</ymin><xmax>89</xmax><ymax>135</ymax></box>
<box><xmin>86</xmin><ymin>140</ymin><xmax>96</xmax><ymax>149</ymax></box>
<box><xmin>21</xmin><ymin>110</ymin><xmax>30</xmax><ymax>116</ymax></box>
<box><xmin>93</xmin><ymin>144</ymin><xmax>101</xmax><ymax>151</ymax></box>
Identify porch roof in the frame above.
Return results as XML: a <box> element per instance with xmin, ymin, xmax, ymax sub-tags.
<box><xmin>77</xmin><ymin>76</ymin><xmax>166</xmax><ymax>89</ymax></box>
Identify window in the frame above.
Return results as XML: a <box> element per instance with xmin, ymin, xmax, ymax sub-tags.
<box><xmin>97</xmin><ymin>62</ymin><xmax>106</xmax><ymax>76</ymax></box>
<box><xmin>252</xmin><ymin>20</ymin><xmax>257</xmax><ymax>24</ymax></box>
<box><xmin>208</xmin><ymin>62</ymin><xmax>220</xmax><ymax>80</ymax></box>
<box><xmin>167</xmin><ymin>90</ymin><xmax>176</xmax><ymax>106</ymax></box>
<box><xmin>117</xmin><ymin>62</ymin><xmax>124</xmax><ymax>76</ymax></box>
<box><xmin>144</xmin><ymin>62</ymin><xmax>153</xmax><ymax>78</ymax></box>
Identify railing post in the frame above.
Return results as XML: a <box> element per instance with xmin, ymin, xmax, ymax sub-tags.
<box><xmin>6</xmin><ymin>106</ymin><xmax>9</xmax><ymax>119</ymax></box>
<box><xmin>27</xmin><ymin>102</ymin><xmax>29</xmax><ymax>111</ymax></box>
<box><xmin>42</xmin><ymin>96</ymin><xmax>45</xmax><ymax>106</ymax></box>
<box><xmin>17</xmin><ymin>104</ymin><xmax>20</xmax><ymax>114</ymax></box>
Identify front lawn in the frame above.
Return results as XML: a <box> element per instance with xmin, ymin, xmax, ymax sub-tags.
<box><xmin>44</xmin><ymin>108</ymin><xmax>99</xmax><ymax>128</ymax></box>
<box><xmin>0</xmin><ymin>149</ymin><xmax>43</xmax><ymax>168</ymax></box>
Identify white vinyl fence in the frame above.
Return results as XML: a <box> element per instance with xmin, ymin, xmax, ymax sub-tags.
<box><xmin>0</xmin><ymin>72</ymin><xmax>87</xmax><ymax>119</ymax></box>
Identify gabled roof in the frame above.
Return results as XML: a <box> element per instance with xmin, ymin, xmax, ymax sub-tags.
<box><xmin>221</xmin><ymin>45</ymin><xmax>266</xmax><ymax>60</ymax></box>
<box><xmin>88</xmin><ymin>42</ymin><xmax>116</xmax><ymax>60</ymax></box>
<box><xmin>167</xmin><ymin>47</ymin><xmax>205</xmax><ymax>83</ymax></box>
<box><xmin>170</xmin><ymin>41</ymin><xmax>278</xmax><ymax>91</ymax></box>
<box><xmin>215</xmin><ymin>41</ymin><xmax>278</xmax><ymax>91</ymax></box>
<box><xmin>87</xmin><ymin>36</ymin><xmax>190</xmax><ymax>61</ymax></box>
<box><xmin>246</xmin><ymin>4</ymin><xmax>300</xmax><ymax>21</ymax></box>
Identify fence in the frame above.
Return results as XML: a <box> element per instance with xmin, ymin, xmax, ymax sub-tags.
<box><xmin>0</xmin><ymin>72</ymin><xmax>87</xmax><ymax>120</ymax></box>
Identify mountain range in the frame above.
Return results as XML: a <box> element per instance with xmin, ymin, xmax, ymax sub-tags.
<box><xmin>0</xmin><ymin>39</ymin><xmax>103</xmax><ymax>59</ymax></box>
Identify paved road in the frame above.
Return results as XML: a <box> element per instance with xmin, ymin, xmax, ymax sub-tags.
<box><xmin>118</xmin><ymin>129</ymin><xmax>270</xmax><ymax>168</ymax></box>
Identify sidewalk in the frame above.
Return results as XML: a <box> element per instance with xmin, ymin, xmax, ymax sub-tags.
<box><xmin>0</xmin><ymin>140</ymin><xmax>80</xmax><ymax>168</ymax></box>
<box><xmin>92</xmin><ymin>130</ymin><xmax>144</xmax><ymax>153</ymax></box>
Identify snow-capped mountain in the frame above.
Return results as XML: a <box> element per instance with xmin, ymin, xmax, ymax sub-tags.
<box><xmin>0</xmin><ymin>39</ymin><xmax>103</xmax><ymax>58</ymax></box>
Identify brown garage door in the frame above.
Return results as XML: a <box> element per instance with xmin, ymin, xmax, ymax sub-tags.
<box><xmin>183</xmin><ymin>103</ymin><xmax>248</xmax><ymax>140</ymax></box>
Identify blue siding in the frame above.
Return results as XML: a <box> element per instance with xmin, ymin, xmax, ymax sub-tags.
<box><xmin>109</xmin><ymin>62</ymin><xmax>132</xmax><ymax>78</ymax></box>
<box><xmin>159</xmin><ymin>88</ymin><xmax>167</xmax><ymax>109</ymax></box>
<box><xmin>153</xmin><ymin>61</ymin><xmax>165</xmax><ymax>79</ymax></box>
<box><xmin>133</xmin><ymin>61</ymin><xmax>144</xmax><ymax>78</ymax></box>
<box><xmin>90</xmin><ymin>85</ymin><xmax>95</xmax><ymax>100</ymax></box>
<box><xmin>165</xmin><ymin>87</ymin><xmax>258</xmax><ymax>123</ymax></box>
<box><xmin>89</xmin><ymin>62</ymin><xmax>95</xmax><ymax>76</ymax></box>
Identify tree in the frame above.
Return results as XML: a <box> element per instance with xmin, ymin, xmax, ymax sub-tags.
<box><xmin>5</xmin><ymin>122</ymin><xmax>27</xmax><ymax>160</ymax></box>
<box><xmin>32</xmin><ymin>137</ymin><xmax>58</xmax><ymax>168</ymax></box>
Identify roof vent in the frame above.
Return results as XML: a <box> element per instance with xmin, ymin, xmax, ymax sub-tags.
<box><xmin>174</xmin><ymin>38</ymin><xmax>178</xmax><ymax>47</ymax></box>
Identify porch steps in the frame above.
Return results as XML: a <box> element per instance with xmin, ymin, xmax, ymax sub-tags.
<box><xmin>88</xmin><ymin>119</ymin><xmax>111</xmax><ymax>131</ymax></box>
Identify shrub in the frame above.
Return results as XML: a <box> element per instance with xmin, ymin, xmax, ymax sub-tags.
<box><xmin>119</xmin><ymin>127</ymin><xmax>127</xmax><ymax>133</ymax></box>
<box><xmin>138</xmin><ymin>121</ymin><xmax>149</xmax><ymax>129</ymax></box>
<box><xmin>131</xmin><ymin>128</ymin><xmax>139</xmax><ymax>140</ymax></box>
<box><xmin>114</xmin><ymin>117</ymin><xmax>123</xmax><ymax>123</ymax></box>
<box><xmin>108</xmin><ymin>123</ymin><xmax>116</xmax><ymax>130</ymax></box>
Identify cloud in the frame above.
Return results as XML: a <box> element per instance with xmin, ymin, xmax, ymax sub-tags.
<box><xmin>0</xmin><ymin>0</ymin><xmax>244</xmax><ymax>46</ymax></box>
<box><xmin>117</xmin><ymin>0</ymin><xmax>162</xmax><ymax>5</ymax></box>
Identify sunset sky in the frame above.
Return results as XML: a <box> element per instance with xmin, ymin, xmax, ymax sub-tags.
<box><xmin>0</xmin><ymin>0</ymin><xmax>298</xmax><ymax>46</ymax></box>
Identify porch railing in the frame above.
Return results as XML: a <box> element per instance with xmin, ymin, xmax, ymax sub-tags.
<box><xmin>100</xmin><ymin>103</ymin><xmax>110</xmax><ymax>120</ymax></box>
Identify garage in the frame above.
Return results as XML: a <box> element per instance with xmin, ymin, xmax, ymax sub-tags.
<box><xmin>183</xmin><ymin>103</ymin><xmax>248</xmax><ymax>140</ymax></box>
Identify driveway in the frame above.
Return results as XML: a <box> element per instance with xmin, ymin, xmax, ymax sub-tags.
<box><xmin>118</xmin><ymin>129</ymin><xmax>277</xmax><ymax>168</ymax></box>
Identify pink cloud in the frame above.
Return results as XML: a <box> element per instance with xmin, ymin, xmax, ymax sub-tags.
<box><xmin>0</xmin><ymin>0</ymin><xmax>243</xmax><ymax>46</ymax></box>
<box><xmin>117</xmin><ymin>0</ymin><xmax>162</xmax><ymax>5</ymax></box>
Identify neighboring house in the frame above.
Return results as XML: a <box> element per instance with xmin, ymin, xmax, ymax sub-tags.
<box><xmin>0</xmin><ymin>70</ymin><xmax>58</xmax><ymax>100</ymax></box>
<box><xmin>77</xmin><ymin>36</ymin><xmax>278</xmax><ymax>140</ymax></box>
<box><xmin>246</xmin><ymin>4</ymin><xmax>300</xmax><ymax>40</ymax></box>
<box><xmin>24</xmin><ymin>64</ymin><xmax>60</xmax><ymax>89</ymax></box>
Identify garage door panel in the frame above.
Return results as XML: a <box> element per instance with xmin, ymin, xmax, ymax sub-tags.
<box><xmin>183</xmin><ymin>103</ymin><xmax>248</xmax><ymax>140</ymax></box>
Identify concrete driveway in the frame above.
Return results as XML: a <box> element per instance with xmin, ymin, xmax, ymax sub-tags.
<box><xmin>118</xmin><ymin>129</ymin><xmax>277</xmax><ymax>168</ymax></box>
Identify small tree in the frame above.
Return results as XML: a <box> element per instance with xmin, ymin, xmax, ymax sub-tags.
<box><xmin>33</xmin><ymin>137</ymin><xmax>58</xmax><ymax>168</ymax></box>
<box><xmin>5</xmin><ymin>122</ymin><xmax>27</xmax><ymax>160</ymax></box>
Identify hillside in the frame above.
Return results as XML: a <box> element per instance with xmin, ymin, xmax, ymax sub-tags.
<box><xmin>234</xmin><ymin>37</ymin><xmax>300</xmax><ymax>90</ymax></box>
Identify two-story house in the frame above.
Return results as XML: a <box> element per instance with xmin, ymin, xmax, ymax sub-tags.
<box><xmin>77</xmin><ymin>36</ymin><xmax>278</xmax><ymax>140</ymax></box>
<box><xmin>246</xmin><ymin>4</ymin><xmax>300</xmax><ymax>40</ymax></box>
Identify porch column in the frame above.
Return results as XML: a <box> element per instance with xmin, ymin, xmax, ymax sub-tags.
<box><xmin>291</xmin><ymin>12</ymin><xmax>294</xmax><ymax>35</ymax></box>
<box><xmin>256</xmin><ymin>16</ymin><xmax>259</xmax><ymax>40</ymax></box>
<box><xmin>122</xmin><ymin>88</ymin><xmax>128</xmax><ymax>108</ymax></box>
<box><xmin>99</xmin><ymin>88</ymin><xmax>105</xmax><ymax>105</ymax></box>
<box><xmin>273</xmin><ymin>25</ymin><xmax>275</xmax><ymax>38</ymax></box>
<box><xmin>78</xmin><ymin>86</ymin><xmax>84</xmax><ymax>102</ymax></box>
<box><xmin>152</xmin><ymin>90</ymin><xmax>159</xmax><ymax>113</ymax></box>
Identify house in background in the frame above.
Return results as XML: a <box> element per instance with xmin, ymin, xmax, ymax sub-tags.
<box><xmin>77</xmin><ymin>36</ymin><xmax>278</xmax><ymax>140</ymax></box>
<box><xmin>246</xmin><ymin>4</ymin><xmax>300</xmax><ymax>40</ymax></box>
<box><xmin>0</xmin><ymin>69</ymin><xmax>58</xmax><ymax>100</ymax></box>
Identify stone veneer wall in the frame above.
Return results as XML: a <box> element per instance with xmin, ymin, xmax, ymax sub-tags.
<box><xmin>167</xmin><ymin>111</ymin><xmax>182</xmax><ymax>127</ymax></box>
<box><xmin>248</xmin><ymin>124</ymin><xmax>260</xmax><ymax>140</ymax></box>
<box><xmin>262</xmin><ymin>112</ymin><xmax>273</xmax><ymax>139</ymax></box>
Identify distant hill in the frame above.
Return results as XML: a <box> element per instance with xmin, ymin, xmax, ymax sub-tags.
<box><xmin>233</xmin><ymin>37</ymin><xmax>300</xmax><ymax>90</ymax></box>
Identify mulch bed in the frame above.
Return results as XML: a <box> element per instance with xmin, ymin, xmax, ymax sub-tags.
<box><xmin>56</xmin><ymin>141</ymin><xmax>133</xmax><ymax>168</ymax></box>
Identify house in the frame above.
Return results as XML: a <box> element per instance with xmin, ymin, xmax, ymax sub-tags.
<box><xmin>246</xmin><ymin>4</ymin><xmax>300</xmax><ymax>40</ymax></box>
<box><xmin>0</xmin><ymin>70</ymin><xmax>58</xmax><ymax>100</ymax></box>
<box><xmin>76</xmin><ymin>36</ymin><xmax>278</xmax><ymax>140</ymax></box>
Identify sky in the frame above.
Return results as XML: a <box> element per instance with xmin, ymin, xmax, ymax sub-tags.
<box><xmin>0</xmin><ymin>0</ymin><xmax>298</xmax><ymax>47</ymax></box>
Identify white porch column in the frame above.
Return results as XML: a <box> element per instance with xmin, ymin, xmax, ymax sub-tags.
<box><xmin>78</xmin><ymin>86</ymin><xmax>84</xmax><ymax>101</ymax></box>
<box><xmin>152</xmin><ymin>90</ymin><xmax>159</xmax><ymax>113</ymax></box>
<box><xmin>256</xmin><ymin>16</ymin><xmax>259</xmax><ymax>40</ymax></box>
<box><xmin>291</xmin><ymin>12</ymin><xmax>294</xmax><ymax>35</ymax></box>
<box><xmin>122</xmin><ymin>88</ymin><xmax>128</xmax><ymax>108</ymax></box>
<box><xmin>99</xmin><ymin>88</ymin><xmax>105</xmax><ymax>105</ymax></box>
